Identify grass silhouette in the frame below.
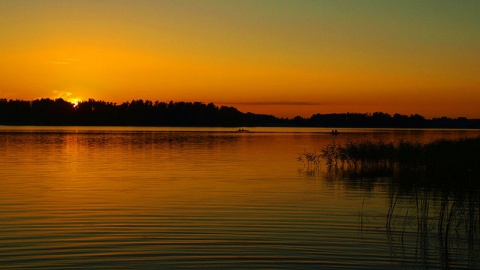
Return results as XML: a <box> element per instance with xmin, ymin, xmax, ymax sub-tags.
<box><xmin>299</xmin><ymin>136</ymin><xmax>480</xmax><ymax>266</ymax></box>
<box><xmin>300</xmin><ymin>136</ymin><xmax>480</xmax><ymax>189</ymax></box>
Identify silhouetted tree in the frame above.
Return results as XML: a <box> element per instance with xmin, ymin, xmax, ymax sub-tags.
<box><xmin>0</xmin><ymin>98</ymin><xmax>479</xmax><ymax>128</ymax></box>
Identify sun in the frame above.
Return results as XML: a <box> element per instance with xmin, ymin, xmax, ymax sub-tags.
<box><xmin>68</xmin><ymin>98</ymin><xmax>81</xmax><ymax>108</ymax></box>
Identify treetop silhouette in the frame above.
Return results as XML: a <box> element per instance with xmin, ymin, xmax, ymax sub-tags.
<box><xmin>0</xmin><ymin>98</ymin><xmax>478</xmax><ymax>128</ymax></box>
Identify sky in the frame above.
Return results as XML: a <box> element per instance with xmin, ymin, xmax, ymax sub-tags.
<box><xmin>1</xmin><ymin>0</ymin><xmax>479</xmax><ymax>118</ymax></box>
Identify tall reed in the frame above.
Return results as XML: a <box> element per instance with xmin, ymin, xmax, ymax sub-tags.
<box><xmin>306</xmin><ymin>136</ymin><xmax>480</xmax><ymax>189</ymax></box>
<box><xmin>381</xmin><ymin>187</ymin><xmax>480</xmax><ymax>268</ymax></box>
<box><xmin>306</xmin><ymin>136</ymin><xmax>480</xmax><ymax>267</ymax></box>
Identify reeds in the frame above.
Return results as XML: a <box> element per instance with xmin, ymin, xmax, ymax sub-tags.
<box><xmin>298</xmin><ymin>148</ymin><xmax>321</xmax><ymax>171</ymax></box>
<box><xmin>380</xmin><ymin>187</ymin><xmax>480</xmax><ymax>267</ymax></box>
<box><xmin>304</xmin><ymin>136</ymin><xmax>480</xmax><ymax>267</ymax></box>
<box><xmin>307</xmin><ymin>136</ymin><xmax>480</xmax><ymax>189</ymax></box>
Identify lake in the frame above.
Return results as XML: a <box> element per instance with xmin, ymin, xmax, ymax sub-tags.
<box><xmin>1</xmin><ymin>126</ymin><xmax>479</xmax><ymax>269</ymax></box>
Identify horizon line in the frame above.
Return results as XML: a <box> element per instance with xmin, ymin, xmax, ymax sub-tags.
<box><xmin>1</xmin><ymin>97</ymin><xmax>479</xmax><ymax>120</ymax></box>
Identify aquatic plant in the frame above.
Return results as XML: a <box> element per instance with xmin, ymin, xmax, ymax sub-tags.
<box><xmin>298</xmin><ymin>148</ymin><xmax>321</xmax><ymax>171</ymax></box>
<box><xmin>381</xmin><ymin>187</ymin><xmax>480</xmax><ymax>267</ymax></box>
<box><xmin>304</xmin><ymin>136</ymin><xmax>480</xmax><ymax>189</ymax></box>
<box><xmin>306</xmin><ymin>136</ymin><xmax>480</xmax><ymax>268</ymax></box>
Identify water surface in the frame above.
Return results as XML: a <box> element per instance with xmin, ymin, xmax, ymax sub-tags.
<box><xmin>1</xmin><ymin>127</ymin><xmax>479</xmax><ymax>269</ymax></box>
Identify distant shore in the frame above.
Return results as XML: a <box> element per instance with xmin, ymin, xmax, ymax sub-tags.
<box><xmin>1</xmin><ymin>98</ymin><xmax>479</xmax><ymax>128</ymax></box>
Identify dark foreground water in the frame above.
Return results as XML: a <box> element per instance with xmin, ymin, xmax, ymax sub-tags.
<box><xmin>1</xmin><ymin>127</ymin><xmax>479</xmax><ymax>269</ymax></box>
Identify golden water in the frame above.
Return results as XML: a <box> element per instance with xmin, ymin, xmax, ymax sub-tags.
<box><xmin>1</xmin><ymin>127</ymin><xmax>479</xmax><ymax>269</ymax></box>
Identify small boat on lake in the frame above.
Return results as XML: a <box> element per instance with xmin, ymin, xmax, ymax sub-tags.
<box><xmin>237</xmin><ymin>128</ymin><xmax>250</xmax><ymax>132</ymax></box>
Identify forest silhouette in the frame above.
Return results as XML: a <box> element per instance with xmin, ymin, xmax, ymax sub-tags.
<box><xmin>1</xmin><ymin>98</ymin><xmax>479</xmax><ymax>128</ymax></box>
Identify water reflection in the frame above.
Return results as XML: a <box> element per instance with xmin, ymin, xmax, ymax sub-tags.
<box><xmin>297</xmin><ymin>132</ymin><xmax>480</xmax><ymax>269</ymax></box>
<box><xmin>385</xmin><ymin>188</ymin><xmax>479</xmax><ymax>269</ymax></box>
<box><xmin>321</xmin><ymin>164</ymin><xmax>480</xmax><ymax>269</ymax></box>
<box><xmin>2</xmin><ymin>127</ymin><xmax>480</xmax><ymax>269</ymax></box>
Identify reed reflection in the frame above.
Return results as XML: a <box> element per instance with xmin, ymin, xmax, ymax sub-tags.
<box><xmin>299</xmin><ymin>136</ymin><xmax>480</xmax><ymax>268</ymax></box>
<box><xmin>300</xmin><ymin>137</ymin><xmax>480</xmax><ymax>269</ymax></box>
<box><xmin>355</xmin><ymin>181</ymin><xmax>480</xmax><ymax>269</ymax></box>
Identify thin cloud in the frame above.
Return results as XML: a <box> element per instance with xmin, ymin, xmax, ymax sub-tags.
<box><xmin>51</xmin><ymin>58</ymin><xmax>82</xmax><ymax>65</ymax></box>
<box><xmin>52</xmin><ymin>61</ymin><xmax>69</xmax><ymax>65</ymax></box>
<box><xmin>220</xmin><ymin>101</ymin><xmax>323</xmax><ymax>106</ymax></box>
<box><xmin>52</xmin><ymin>90</ymin><xmax>72</xmax><ymax>99</ymax></box>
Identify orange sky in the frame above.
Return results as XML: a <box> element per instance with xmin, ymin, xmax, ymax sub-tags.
<box><xmin>1</xmin><ymin>0</ymin><xmax>479</xmax><ymax>118</ymax></box>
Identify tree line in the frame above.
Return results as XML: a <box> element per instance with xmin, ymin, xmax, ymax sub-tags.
<box><xmin>0</xmin><ymin>98</ymin><xmax>479</xmax><ymax>128</ymax></box>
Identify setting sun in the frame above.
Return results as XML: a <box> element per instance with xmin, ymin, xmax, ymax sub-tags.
<box><xmin>68</xmin><ymin>98</ymin><xmax>81</xmax><ymax>107</ymax></box>
<box><xmin>2</xmin><ymin>1</ymin><xmax>480</xmax><ymax>268</ymax></box>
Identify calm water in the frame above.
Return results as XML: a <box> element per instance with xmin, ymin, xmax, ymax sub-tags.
<box><xmin>1</xmin><ymin>126</ymin><xmax>479</xmax><ymax>269</ymax></box>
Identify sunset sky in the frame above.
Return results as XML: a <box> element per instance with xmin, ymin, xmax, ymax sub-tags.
<box><xmin>1</xmin><ymin>0</ymin><xmax>479</xmax><ymax>118</ymax></box>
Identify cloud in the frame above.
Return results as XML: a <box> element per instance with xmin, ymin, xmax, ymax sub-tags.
<box><xmin>221</xmin><ymin>101</ymin><xmax>323</xmax><ymax>106</ymax></box>
<box><xmin>51</xmin><ymin>58</ymin><xmax>82</xmax><ymax>65</ymax></box>
<box><xmin>52</xmin><ymin>90</ymin><xmax>72</xmax><ymax>99</ymax></box>
<box><xmin>52</xmin><ymin>61</ymin><xmax>69</xmax><ymax>65</ymax></box>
